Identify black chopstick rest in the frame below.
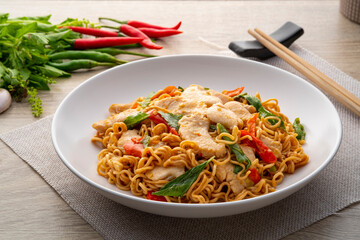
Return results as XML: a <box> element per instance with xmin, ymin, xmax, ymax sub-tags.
<box><xmin>229</xmin><ymin>21</ymin><xmax>304</xmax><ymax>60</ymax></box>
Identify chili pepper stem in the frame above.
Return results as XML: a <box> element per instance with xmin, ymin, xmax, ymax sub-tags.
<box><xmin>101</xmin><ymin>25</ymin><xmax>120</xmax><ymax>30</ymax></box>
<box><xmin>99</xmin><ymin>17</ymin><xmax>126</xmax><ymax>24</ymax></box>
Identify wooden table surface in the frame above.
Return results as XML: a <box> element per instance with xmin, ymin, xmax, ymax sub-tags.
<box><xmin>1</xmin><ymin>1</ymin><xmax>359</xmax><ymax>239</ymax></box>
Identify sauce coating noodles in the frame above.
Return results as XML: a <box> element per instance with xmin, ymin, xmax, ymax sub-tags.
<box><xmin>91</xmin><ymin>85</ymin><xmax>308</xmax><ymax>203</ymax></box>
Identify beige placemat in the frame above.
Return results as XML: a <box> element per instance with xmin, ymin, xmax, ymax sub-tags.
<box><xmin>1</xmin><ymin>44</ymin><xmax>359</xmax><ymax>240</ymax></box>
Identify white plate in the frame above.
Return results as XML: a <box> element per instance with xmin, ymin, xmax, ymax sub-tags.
<box><xmin>52</xmin><ymin>55</ymin><xmax>342</xmax><ymax>218</ymax></box>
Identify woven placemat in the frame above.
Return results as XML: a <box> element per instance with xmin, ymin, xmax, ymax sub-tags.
<box><xmin>1</xmin><ymin>44</ymin><xmax>359</xmax><ymax>240</ymax></box>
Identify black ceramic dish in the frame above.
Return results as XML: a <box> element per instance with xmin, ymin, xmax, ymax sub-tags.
<box><xmin>229</xmin><ymin>21</ymin><xmax>304</xmax><ymax>60</ymax></box>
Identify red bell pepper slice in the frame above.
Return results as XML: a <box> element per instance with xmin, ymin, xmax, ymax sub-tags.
<box><xmin>123</xmin><ymin>140</ymin><xmax>144</xmax><ymax>157</ymax></box>
<box><xmin>248</xmin><ymin>168</ymin><xmax>261</xmax><ymax>184</ymax></box>
<box><xmin>223</xmin><ymin>87</ymin><xmax>245</xmax><ymax>97</ymax></box>
<box><xmin>247</xmin><ymin>113</ymin><xmax>258</xmax><ymax>136</ymax></box>
<box><xmin>240</xmin><ymin>130</ymin><xmax>277</xmax><ymax>163</ymax></box>
<box><xmin>146</xmin><ymin>191</ymin><xmax>167</xmax><ymax>202</ymax></box>
<box><xmin>148</xmin><ymin>110</ymin><xmax>179</xmax><ymax>136</ymax></box>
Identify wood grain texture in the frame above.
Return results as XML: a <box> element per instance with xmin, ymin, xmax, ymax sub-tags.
<box><xmin>0</xmin><ymin>1</ymin><xmax>359</xmax><ymax>239</ymax></box>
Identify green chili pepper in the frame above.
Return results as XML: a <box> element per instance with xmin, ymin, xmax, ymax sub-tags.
<box><xmin>48</xmin><ymin>59</ymin><xmax>118</xmax><ymax>72</ymax></box>
<box><xmin>91</xmin><ymin>47</ymin><xmax>157</xmax><ymax>58</ymax></box>
<box><xmin>293</xmin><ymin>117</ymin><xmax>306</xmax><ymax>141</ymax></box>
<box><xmin>217</xmin><ymin>123</ymin><xmax>251</xmax><ymax>174</ymax></box>
<box><xmin>123</xmin><ymin>112</ymin><xmax>149</xmax><ymax>129</ymax></box>
<box><xmin>153</xmin><ymin>156</ymin><xmax>214</xmax><ymax>197</ymax></box>
<box><xmin>48</xmin><ymin>50</ymin><xmax>128</xmax><ymax>64</ymax></box>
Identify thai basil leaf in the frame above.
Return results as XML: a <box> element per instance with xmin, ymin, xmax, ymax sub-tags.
<box><xmin>293</xmin><ymin>117</ymin><xmax>306</xmax><ymax>141</ymax></box>
<box><xmin>238</xmin><ymin>93</ymin><xmax>286</xmax><ymax>131</ymax></box>
<box><xmin>178</xmin><ymin>86</ymin><xmax>184</xmax><ymax>92</ymax></box>
<box><xmin>258</xmin><ymin>106</ymin><xmax>286</xmax><ymax>131</ymax></box>
<box><xmin>28</xmin><ymin>73</ymin><xmax>50</xmax><ymax>90</ymax></box>
<box><xmin>158</xmin><ymin>111</ymin><xmax>183</xmax><ymax>131</ymax></box>
<box><xmin>217</xmin><ymin>123</ymin><xmax>251</xmax><ymax>174</ymax></box>
<box><xmin>138</xmin><ymin>91</ymin><xmax>156</xmax><ymax>108</ymax></box>
<box><xmin>153</xmin><ymin>156</ymin><xmax>214</xmax><ymax>197</ymax></box>
<box><xmin>32</xmin><ymin>65</ymin><xmax>71</xmax><ymax>78</ymax></box>
<box><xmin>140</xmin><ymin>133</ymin><xmax>151</xmax><ymax>148</ymax></box>
<box><xmin>123</xmin><ymin>112</ymin><xmax>149</xmax><ymax>129</ymax></box>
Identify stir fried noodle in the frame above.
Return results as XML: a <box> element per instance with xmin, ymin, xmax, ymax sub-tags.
<box><xmin>91</xmin><ymin>85</ymin><xmax>308</xmax><ymax>203</ymax></box>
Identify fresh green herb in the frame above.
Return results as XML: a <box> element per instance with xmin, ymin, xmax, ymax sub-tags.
<box><xmin>123</xmin><ymin>112</ymin><xmax>149</xmax><ymax>129</ymax></box>
<box><xmin>138</xmin><ymin>91</ymin><xmax>156</xmax><ymax>108</ymax></box>
<box><xmin>209</xmin><ymin>124</ymin><xmax>217</xmax><ymax>131</ymax></box>
<box><xmin>140</xmin><ymin>133</ymin><xmax>151</xmax><ymax>148</ymax></box>
<box><xmin>238</xmin><ymin>93</ymin><xmax>286</xmax><ymax>131</ymax></box>
<box><xmin>153</xmin><ymin>156</ymin><xmax>214</xmax><ymax>197</ymax></box>
<box><xmin>293</xmin><ymin>117</ymin><xmax>306</xmax><ymax>141</ymax></box>
<box><xmin>268</xmin><ymin>165</ymin><xmax>277</xmax><ymax>173</ymax></box>
<box><xmin>158</xmin><ymin>111</ymin><xmax>183</xmax><ymax>131</ymax></box>
<box><xmin>0</xmin><ymin>14</ymin><xmax>96</xmax><ymax>117</ymax></box>
<box><xmin>217</xmin><ymin>123</ymin><xmax>251</xmax><ymax>174</ymax></box>
<box><xmin>178</xmin><ymin>86</ymin><xmax>184</xmax><ymax>92</ymax></box>
<box><xmin>204</xmin><ymin>87</ymin><xmax>209</xmax><ymax>90</ymax></box>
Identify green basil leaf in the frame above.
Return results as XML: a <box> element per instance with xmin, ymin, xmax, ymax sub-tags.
<box><xmin>216</xmin><ymin>123</ymin><xmax>251</xmax><ymax>173</ymax></box>
<box><xmin>178</xmin><ymin>86</ymin><xmax>184</xmax><ymax>92</ymax></box>
<box><xmin>237</xmin><ymin>93</ymin><xmax>262</xmax><ymax>111</ymax></box>
<box><xmin>28</xmin><ymin>32</ymin><xmax>49</xmax><ymax>45</ymax></box>
<box><xmin>258</xmin><ymin>106</ymin><xmax>286</xmax><ymax>131</ymax></box>
<box><xmin>158</xmin><ymin>111</ymin><xmax>183</xmax><ymax>131</ymax></box>
<box><xmin>153</xmin><ymin>156</ymin><xmax>214</xmax><ymax>197</ymax></box>
<box><xmin>138</xmin><ymin>91</ymin><xmax>156</xmax><ymax>108</ymax></box>
<box><xmin>123</xmin><ymin>112</ymin><xmax>149</xmax><ymax>129</ymax></box>
<box><xmin>28</xmin><ymin>73</ymin><xmax>50</xmax><ymax>90</ymax></box>
<box><xmin>293</xmin><ymin>117</ymin><xmax>306</xmax><ymax>141</ymax></box>
<box><xmin>141</xmin><ymin>133</ymin><xmax>151</xmax><ymax>148</ymax></box>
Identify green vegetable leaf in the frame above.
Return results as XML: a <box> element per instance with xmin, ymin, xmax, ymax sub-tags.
<box><xmin>293</xmin><ymin>117</ymin><xmax>306</xmax><ymax>141</ymax></box>
<box><xmin>28</xmin><ymin>73</ymin><xmax>50</xmax><ymax>90</ymax></box>
<box><xmin>123</xmin><ymin>112</ymin><xmax>149</xmax><ymax>129</ymax></box>
<box><xmin>140</xmin><ymin>133</ymin><xmax>151</xmax><ymax>148</ymax></box>
<box><xmin>138</xmin><ymin>91</ymin><xmax>156</xmax><ymax>108</ymax></box>
<box><xmin>15</xmin><ymin>22</ymin><xmax>37</xmax><ymax>38</ymax></box>
<box><xmin>32</xmin><ymin>65</ymin><xmax>71</xmax><ymax>78</ymax></box>
<box><xmin>217</xmin><ymin>123</ymin><xmax>251</xmax><ymax>174</ymax></box>
<box><xmin>45</xmin><ymin>29</ymin><xmax>73</xmax><ymax>43</ymax></box>
<box><xmin>153</xmin><ymin>156</ymin><xmax>214</xmax><ymax>197</ymax></box>
<box><xmin>0</xmin><ymin>13</ymin><xmax>9</xmax><ymax>24</ymax></box>
<box><xmin>158</xmin><ymin>111</ymin><xmax>183</xmax><ymax>131</ymax></box>
<box><xmin>28</xmin><ymin>32</ymin><xmax>49</xmax><ymax>45</ymax></box>
<box><xmin>10</xmin><ymin>15</ymin><xmax>52</xmax><ymax>24</ymax></box>
<box><xmin>178</xmin><ymin>86</ymin><xmax>184</xmax><ymax>92</ymax></box>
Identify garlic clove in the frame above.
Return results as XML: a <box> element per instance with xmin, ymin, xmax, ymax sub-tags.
<box><xmin>0</xmin><ymin>88</ymin><xmax>12</xmax><ymax>113</ymax></box>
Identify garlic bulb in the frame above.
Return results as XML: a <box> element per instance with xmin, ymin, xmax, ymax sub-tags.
<box><xmin>0</xmin><ymin>88</ymin><xmax>12</xmax><ymax>113</ymax></box>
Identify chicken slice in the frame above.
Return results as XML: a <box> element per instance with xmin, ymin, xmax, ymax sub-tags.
<box><xmin>260</xmin><ymin>135</ymin><xmax>282</xmax><ymax>158</ymax></box>
<box><xmin>181</xmin><ymin>85</ymin><xmax>222</xmax><ymax>107</ymax></box>
<box><xmin>152</xmin><ymin>96</ymin><xmax>204</xmax><ymax>115</ymax></box>
<box><xmin>178</xmin><ymin>112</ymin><xmax>226</xmax><ymax>158</ymax></box>
<box><xmin>206</xmin><ymin>103</ymin><xmax>239</xmax><ymax>129</ymax></box>
<box><xmin>108</xmin><ymin>101</ymin><xmax>135</xmax><ymax>115</ymax></box>
<box><xmin>117</xmin><ymin>129</ymin><xmax>140</xmax><ymax>147</ymax></box>
<box><xmin>224</xmin><ymin>101</ymin><xmax>253</xmax><ymax>123</ymax></box>
<box><xmin>215</xmin><ymin>162</ymin><xmax>246</xmax><ymax>194</ymax></box>
<box><xmin>239</xmin><ymin>144</ymin><xmax>256</xmax><ymax>162</ymax></box>
<box><xmin>147</xmin><ymin>166</ymin><xmax>185</xmax><ymax>181</ymax></box>
<box><xmin>92</xmin><ymin>109</ymin><xmax>139</xmax><ymax>134</ymax></box>
<box><xmin>207</xmin><ymin>89</ymin><xmax>232</xmax><ymax>104</ymax></box>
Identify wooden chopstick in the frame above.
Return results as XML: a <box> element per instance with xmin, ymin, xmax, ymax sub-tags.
<box><xmin>248</xmin><ymin>28</ymin><xmax>360</xmax><ymax>117</ymax></box>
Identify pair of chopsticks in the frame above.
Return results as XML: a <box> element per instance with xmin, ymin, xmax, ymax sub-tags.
<box><xmin>248</xmin><ymin>28</ymin><xmax>360</xmax><ymax>117</ymax></box>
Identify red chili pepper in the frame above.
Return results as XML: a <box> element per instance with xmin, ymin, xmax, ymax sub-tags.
<box><xmin>61</xmin><ymin>26</ymin><xmax>119</xmax><ymax>37</ymax></box>
<box><xmin>99</xmin><ymin>17</ymin><xmax>182</xmax><ymax>30</ymax></box>
<box><xmin>247</xmin><ymin>113</ymin><xmax>259</xmax><ymax>136</ymax></box>
<box><xmin>137</xmin><ymin>27</ymin><xmax>182</xmax><ymax>38</ymax></box>
<box><xmin>150</xmin><ymin>86</ymin><xmax>178</xmax><ymax>100</ymax></box>
<box><xmin>70</xmin><ymin>37</ymin><xmax>144</xmax><ymax>50</ymax></box>
<box><xmin>223</xmin><ymin>87</ymin><xmax>245</xmax><ymax>97</ymax></box>
<box><xmin>148</xmin><ymin>110</ymin><xmax>179</xmax><ymax>136</ymax></box>
<box><xmin>120</xmin><ymin>24</ymin><xmax>163</xmax><ymax>50</ymax></box>
<box><xmin>123</xmin><ymin>140</ymin><xmax>144</xmax><ymax>157</ymax></box>
<box><xmin>131</xmin><ymin>137</ymin><xmax>144</xmax><ymax>144</ymax></box>
<box><xmin>146</xmin><ymin>191</ymin><xmax>167</xmax><ymax>202</ymax></box>
<box><xmin>248</xmin><ymin>168</ymin><xmax>261</xmax><ymax>184</ymax></box>
<box><xmin>128</xmin><ymin>20</ymin><xmax>182</xmax><ymax>30</ymax></box>
<box><xmin>240</xmin><ymin>130</ymin><xmax>277</xmax><ymax>163</ymax></box>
